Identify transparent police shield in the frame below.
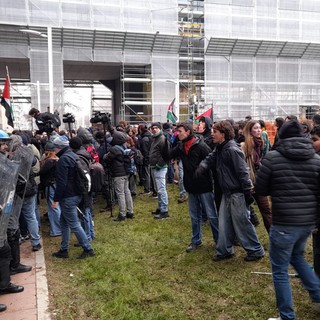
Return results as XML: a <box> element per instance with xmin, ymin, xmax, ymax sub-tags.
<box><xmin>7</xmin><ymin>145</ymin><xmax>34</xmax><ymax>231</ymax></box>
<box><xmin>0</xmin><ymin>152</ymin><xmax>19</xmax><ymax>247</ymax></box>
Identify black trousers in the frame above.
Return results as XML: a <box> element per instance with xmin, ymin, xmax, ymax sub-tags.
<box><xmin>313</xmin><ymin>227</ymin><xmax>320</xmax><ymax>277</ymax></box>
<box><xmin>7</xmin><ymin>228</ymin><xmax>20</xmax><ymax>268</ymax></box>
<box><xmin>0</xmin><ymin>241</ymin><xmax>11</xmax><ymax>289</ymax></box>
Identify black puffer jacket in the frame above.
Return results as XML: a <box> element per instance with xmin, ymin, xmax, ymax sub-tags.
<box><xmin>104</xmin><ymin>131</ymin><xmax>127</xmax><ymax>177</ymax></box>
<box><xmin>169</xmin><ymin>135</ymin><xmax>213</xmax><ymax>194</ymax></box>
<box><xmin>255</xmin><ymin>137</ymin><xmax>320</xmax><ymax>226</ymax></box>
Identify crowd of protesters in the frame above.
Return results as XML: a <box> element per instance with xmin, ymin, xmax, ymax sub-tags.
<box><xmin>0</xmin><ymin>108</ymin><xmax>320</xmax><ymax>319</ymax></box>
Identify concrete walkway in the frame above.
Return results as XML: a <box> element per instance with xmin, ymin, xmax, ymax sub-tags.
<box><xmin>0</xmin><ymin>240</ymin><xmax>50</xmax><ymax>320</ymax></box>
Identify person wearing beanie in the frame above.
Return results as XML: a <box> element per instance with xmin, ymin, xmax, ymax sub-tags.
<box><xmin>53</xmin><ymin>135</ymin><xmax>69</xmax><ymax>150</ymax></box>
<box><xmin>69</xmin><ymin>137</ymin><xmax>82</xmax><ymax>151</ymax></box>
<box><xmin>255</xmin><ymin>119</ymin><xmax>320</xmax><ymax>320</ymax></box>
<box><xmin>104</xmin><ymin>130</ymin><xmax>134</xmax><ymax>222</ymax></box>
<box><xmin>149</xmin><ymin>122</ymin><xmax>170</xmax><ymax>219</ymax></box>
<box><xmin>51</xmin><ymin>132</ymin><xmax>95</xmax><ymax>259</ymax></box>
<box><xmin>278</xmin><ymin>119</ymin><xmax>303</xmax><ymax>139</ymax></box>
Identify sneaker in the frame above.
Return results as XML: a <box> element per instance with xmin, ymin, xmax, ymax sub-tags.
<box><xmin>154</xmin><ymin>212</ymin><xmax>170</xmax><ymax>220</ymax></box>
<box><xmin>126</xmin><ymin>213</ymin><xmax>135</xmax><ymax>219</ymax></box>
<box><xmin>52</xmin><ymin>249</ymin><xmax>69</xmax><ymax>259</ymax></box>
<box><xmin>244</xmin><ymin>255</ymin><xmax>264</xmax><ymax>262</ymax></box>
<box><xmin>267</xmin><ymin>318</ymin><xmax>281</xmax><ymax>320</ymax></box>
<box><xmin>186</xmin><ymin>242</ymin><xmax>202</xmax><ymax>253</ymax></box>
<box><xmin>77</xmin><ymin>249</ymin><xmax>95</xmax><ymax>259</ymax></box>
<box><xmin>140</xmin><ymin>191</ymin><xmax>152</xmax><ymax>196</ymax></box>
<box><xmin>113</xmin><ymin>214</ymin><xmax>126</xmax><ymax>222</ymax></box>
<box><xmin>32</xmin><ymin>243</ymin><xmax>42</xmax><ymax>252</ymax></box>
<box><xmin>178</xmin><ymin>195</ymin><xmax>188</xmax><ymax>203</ymax></box>
<box><xmin>212</xmin><ymin>254</ymin><xmax>234</xmax><ymax>262</ymax></box>
<box><xmin>151</xmin><ymin>192</ymin><xmax>158</xmax><ymax>198</ymax></box>
<box><xmin>312</xmin><ymin>301</ymin><xmax>320</xmax><ymax>312</ymax></box>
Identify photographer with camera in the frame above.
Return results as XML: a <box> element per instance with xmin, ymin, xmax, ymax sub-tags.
<box><xmin>29</xmin><ymin>108</ymin><xmax>61</xmax><ymax>139</ymax></box>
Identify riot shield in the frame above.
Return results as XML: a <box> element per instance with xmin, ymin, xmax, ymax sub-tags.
<box><xmin>0</xmin><ymin>152</ymin><xmax>19</xmax><ymax>247</ymax></box>
<box><xmin>7</xmin><ymin>145</ymin><xmax>34</xmax><ymax>231</ymax></box>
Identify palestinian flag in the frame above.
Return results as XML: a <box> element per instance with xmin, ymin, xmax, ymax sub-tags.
<box><xmin>196</xmin><ymin>107</ymin><xmax>213</xmax><ymax>121</ymax></box>
<box><xmin>166</xmin><ymin>98</ymin><xmax>178</xmax><ymax>124</ymax></box>
<box><xmin>1</xmin><ymin>74</ymin><xmax>14</xmax><ymax>127</ymax></box>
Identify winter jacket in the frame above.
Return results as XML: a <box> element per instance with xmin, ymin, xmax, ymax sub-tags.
<box><xmin>255</xmin><ymin>137</ymin><xmax>320</xmax><ymax>226</ymax></box>
<box><xmin>53</xmin><ymin>147</ymin><xmax>80</xmax><ymax>201</ymax></box>
<box><xmin>40</xmin><ymin>158</ymin><xmax>58</xmax><ymax>187</ymax></box>
<box><xmin>200</xmin><ymin>139</ymin><xmax>252</xmax><ymax>195</ymax></box>
<box><xmin>169</xmin><ymin>135</ymin><xmax>213</xmax><ymax>194</ymax></box>
<box><xmin>149</xmin><ymin>132</ymin><xmax>169</xmax><ymax>169</ymax></box>
<box><xmin>139</xmin><ymin>131</ymin><xmax>152</xmax><ymax>165</ymax></box>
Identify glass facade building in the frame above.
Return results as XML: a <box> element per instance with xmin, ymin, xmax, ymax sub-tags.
<box><xmin>1</xmin><ymin>0</ymin><xmax>320</xmax><ymax>128</ymax></box>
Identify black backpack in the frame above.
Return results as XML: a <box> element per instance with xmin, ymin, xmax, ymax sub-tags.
<box><xmin>65</xmin><ymin>154</ymin><xmax>91</xmax><ymax>195</ymax></box>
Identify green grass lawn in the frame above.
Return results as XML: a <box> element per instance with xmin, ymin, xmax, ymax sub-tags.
<box><xmin>42</xmin><ymin>184</ymin><xmax>318</xmax><ymax>320</ymax></box>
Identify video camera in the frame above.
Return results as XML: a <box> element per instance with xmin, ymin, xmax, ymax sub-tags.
<box><xmin>62</xmin><ymin>113</ymin><xmax>75</xmax><ymax>124</ymax></box>
<box><xmin>90</xmin><ymin>111</ymin><xmax>111</xmax><ymax>125</ymax></box>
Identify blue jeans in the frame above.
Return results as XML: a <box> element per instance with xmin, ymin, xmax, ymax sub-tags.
<box><xmin>178</xmin><ymin>161</ymin><xmax>186</xmax><ymax>197</ymax></box>
<box><xmin>152</xmin><ymin>168</ymin><xmax>168</xmax><ymax>212</ymax></box>
<box><xmin>20</xmin><ymin>194</ymin><xmax>40</xmax><ymax>247</ymax></box>
<box><xmin>188</xmin><ymin>192</ymin><xmax>219</xmax><ymax>245</ymax></box>
<box><xmin>81</xmin><ymin>207</ymin><xmax>95</xmax><ymax>242</ymax></box>
<box><xmin>45</xmin><ymin>185</ymin><xmax>61</xmax><ymax>236</ymax></box>
<box><xmin>269</xmin><ymin>224</ymin><xmax>320</xmax><ymax>320</ymax></box>
<box><xmin>216</xmin><ymin>193</ymin><xmax>264</xmax><ymax>257</ymax></box>
<box><xmin>59</xmin><ymin>196</ymin><xmax>92</xmax><ymax>251</ymax></box>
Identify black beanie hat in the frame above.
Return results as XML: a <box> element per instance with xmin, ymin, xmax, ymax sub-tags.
<box><xmin>151</xmin><ymin>122</ymin><xmax>161</xmax><ymax>129</ymax></box>
<box><xmin>278</xmin><ymin>120</ymin><xmax>303</xmax><ymax>139</ymax></box>
<box><xmin>69</xmin><ymin>137</ymin><xmax>82</xmax><ymax>150</ymax></box>
<box><xmin>162</xmin><ymin>122</ymin><xmax>171</xmax><ymax>130</ymax></box>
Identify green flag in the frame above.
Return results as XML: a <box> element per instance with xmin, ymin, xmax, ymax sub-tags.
<box><xmin>166</xmin><ymin>98</ymin><xmax>177</xmax><ymax>124</ymax></box>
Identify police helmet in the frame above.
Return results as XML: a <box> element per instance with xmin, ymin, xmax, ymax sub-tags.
<box><xmin>0</xmin><ymin>130</ymin><xmax>11</xmax><ymax>140</ymax></box>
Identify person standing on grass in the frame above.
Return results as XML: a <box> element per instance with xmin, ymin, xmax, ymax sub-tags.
<box><xmin>166</xmin><ymin>122</ymin><xmax>219</xmax><ymax>252</ymax></box>
<box><xmin>196</xmin><ymin>120</ymin><xmax>264</xmax><ymax>262</ymax></box>
<box><xmin>104</xmin><ymin>131</ymin><xmax>134</xmax><ymax>222</ymax></box>
<box><xmin>137</xmin><ymin>123</ymin><xmax>152</xmax><ymax>195</ymax></box>
<box><xmin>51</xmin><ymin>135</ymin><xmax>95</xmax><ymax>259</ymax></box>
<box><xmin>255</xmin><ymin>120</ymin><xmax>320</xmax><ymax>320</ymax></box>
<box><xmin>39</xmin><ymin>141</ymin><xmax>62</xmax><ymax>237</ymax></box>
<box><xmin>241</xmin><ymin>120</ymin><xmax>272</xmax><ymax>233</ymax></box>
<box><xmin>149</xmin><ymin>122</ymin><xmax>170</xmax><ymax>219</ymax></box>
<box><xmin>310</xmin><ymin>125</ymin><xmax>320</xmax><ymax>278</ymax></box>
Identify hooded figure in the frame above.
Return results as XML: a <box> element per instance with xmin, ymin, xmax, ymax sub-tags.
<box><xmin>197</xmin><ymin>116</ymin><xmax>215</xmax><ymax>150</ymax></box>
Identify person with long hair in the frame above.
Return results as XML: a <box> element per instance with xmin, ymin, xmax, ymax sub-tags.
<box><xmin>40</xmin><ymin>142</ymin><xmax>61</xmax><ymax>237</ymax></box>
<box><xmin>241</xmin><ymin>120</ymin><xmax>272</xmax><ymax>233</ymax></box>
